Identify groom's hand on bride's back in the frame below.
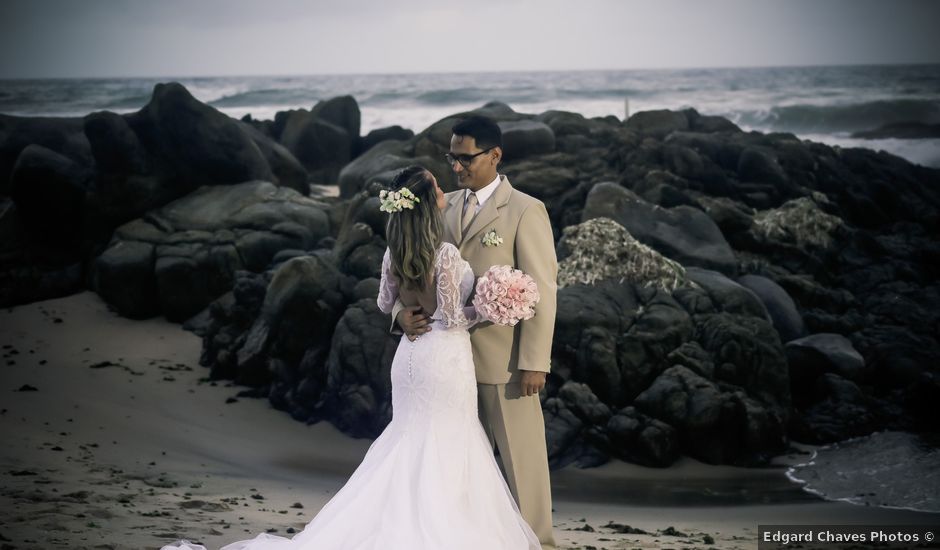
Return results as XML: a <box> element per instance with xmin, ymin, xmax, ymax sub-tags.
<box><xmin>397</xmin><ymin>306</ymin><xmax>432</xmax><ymax>341</ymax></box>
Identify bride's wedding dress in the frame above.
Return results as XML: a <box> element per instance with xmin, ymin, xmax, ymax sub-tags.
<box><xmin>161</xmin><ymin>242</ymin><xmax>540</xmax><ymax>550</ymax></box>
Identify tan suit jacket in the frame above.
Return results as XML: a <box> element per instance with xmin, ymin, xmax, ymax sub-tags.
<box><xmin>392</xmin><ymin>175</ymin><xmax>558</xmax><ymax>385</ymax></box>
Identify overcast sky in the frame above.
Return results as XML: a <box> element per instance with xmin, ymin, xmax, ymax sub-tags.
<box><xmin>1</xmin><ymin>0</ymin><xmax>938</xmax><ymax>78</ymax></box>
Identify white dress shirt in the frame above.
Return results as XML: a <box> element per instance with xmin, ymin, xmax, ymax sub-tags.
<box><xmin>464</xmin><ymin>174</ymin><xmax>502</xmax><ymax>215</ymax></box>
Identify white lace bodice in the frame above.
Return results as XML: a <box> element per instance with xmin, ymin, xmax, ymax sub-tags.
<box><xmin>377</xmin><ymin>242</ymin><xmax>477</xmax><ymax>329</ymax></box>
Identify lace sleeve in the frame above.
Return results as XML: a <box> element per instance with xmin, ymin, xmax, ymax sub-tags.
<box><xmin>377</xmin><ymin>247</ymin><xmax>399</xmax><ymax>314</ymax></box>
<box><xmin>430</xmin><ymin>244</ymin><xmax>475</xmax><ymax>329</ymax></box>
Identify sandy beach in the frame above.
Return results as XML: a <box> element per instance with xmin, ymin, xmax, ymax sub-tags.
<box><xmin>2</xmin><ymin>291</ymin><xmax>937</xmax><ymax>550</ymax></box>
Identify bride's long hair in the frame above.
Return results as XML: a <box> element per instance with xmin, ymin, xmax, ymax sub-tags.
<box><xmin>384</xmin><ymin>165</ymin><xmax>443</xmax><ymax>292</ymax></box>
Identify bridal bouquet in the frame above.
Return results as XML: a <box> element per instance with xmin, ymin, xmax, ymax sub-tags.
<box><xmin>472</xmin><ymin>265</ymin><xmax>540</xmax><ymax>327</ymax></box>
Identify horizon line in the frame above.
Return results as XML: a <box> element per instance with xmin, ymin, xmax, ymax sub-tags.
<box><xmin>2</xmin><ymin>61</ymin><xmax>939</xmax><ymax>81</ymax></box>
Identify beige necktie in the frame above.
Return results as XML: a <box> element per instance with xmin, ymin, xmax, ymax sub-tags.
<box><xmin>461</xmin><ymin>192</ymin><xmax>478</xmax><ymax>234</ymax></box>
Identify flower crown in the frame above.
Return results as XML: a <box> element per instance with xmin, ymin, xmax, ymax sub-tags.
<box><xmin>379</xmin><ymin>187</ymin><xmax>421</xmax><ymax>214</ymax></box>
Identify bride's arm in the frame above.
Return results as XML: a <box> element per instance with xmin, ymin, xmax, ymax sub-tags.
<box><xmin>462</xmin><ymin>305</ymin><xmax>481</xmax><ymax>328</ymax></box>
<box><xmin>377</xmin><ymin>248</ymin><xmax>400</xmax><ymax>316</ymax></box>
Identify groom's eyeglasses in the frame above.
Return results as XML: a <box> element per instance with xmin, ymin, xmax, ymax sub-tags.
<box><xmin>444</xmin><ymin>147</ymin><xmax>495</xmax><ymax>169</ymax></box>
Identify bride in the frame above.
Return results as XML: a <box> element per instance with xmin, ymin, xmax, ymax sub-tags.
<box><xmin>161</xmin><ymin>165</ymin><xmax>540</xmax><ymax>550</ymax></box>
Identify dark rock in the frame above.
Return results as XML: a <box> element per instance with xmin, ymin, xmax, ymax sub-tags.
<box><xmin>633</xmin><ymin>170</ymin><xmax>696</xmax><ymax>208</ymax></box>
<box><xmin>83</xmin><ymin>110</ymin><xmax>148</xmax><ymax>176</ymax></box>
<box><xmin>582</xmin><ymin>182</ymin><xmax>737</xmax><ymax>275</ymax></box>
<box><xmin>635</xmin><ymin>365</ymin><xmax>786</xmax><ymax>464</ymax></box>
<box><xmin>605</xmin><ymin>406</ymin><xmax>680</xmax><ymax>466</ymax></box>
<box><xmin>338</xmin><ymin>141</ymin><xmax>414</xmax><ymax>198</ymax></box>
<box><xmin>0</xmin><ymin>114</ymin><xmax>92</xmax><ymax>196</ymax></box>
<box><xmin>695</xmin><ymin>196</ymin><xmax>754</xmax><ymax>236</ymax></box>
<box><xmin>504</xmin><ymin>160</ymin><xmax>578</xmax><ymax>200</ymax></box>
<box><xmin>9</xmin><ymin>144</ymin><xmax>91</xmax><ymax>251</ymax></box>
<box><xmin>737</xmin><ymin>274</ymin><xmax>805</xmax><ymax>343</ymax></box>
<box><xmin>131</xmin><ymin>82</ymin><xmax>274</xmax><ymax>186</ymax></box>
<box><xmin>543</xmin><ymin>396</ymin><xmax>585</xmax><ymax>468</ymax></box>
<box><xmin>316</xmin><ymin>298</ymin><xmax>398</xmax><ymax>438</ymax></box>
<box><xmin>498</xmin><ymin>120</ymin><xmax>555</xmax><ymax>160</ymax></box>
<box><xmin>233</xmin><ymin>317</ymin><xmax>271</xmax><ymax>386</ymax></box>
<box><xmin>786</xmin><ymin>333</ymin><xmax>867</xmax><ymax>391</ymax></box>
<box><xmin>238</xmin><ymin>122</ymin><xmax>308</xmax><ymax>193</ymax></box>
<box><xmin>0</xmin><ymin>198</ymin><xmax>24</xmax><ymax>260</ymax></box>
<box><xmin>618</xmin><ymin>289</ymin><xmax>696</xmax><ymax>401</ymax></box>
<box><xmin>737</xmin><ymin>147</ymin><xmax>788</xmax><ymax>187</ymax></box>
<box><xmin>311</xmin><ymin>95</ymin><xmax>361</xmax><ymax>140</ymax></box>
<box><xmin>624</xmin><ymin>110</ymin><xmax>689</xmax><ymax>139</ymax></box>
<box><xmin>535</xmin><ymin>110</ymin><xmax>593</xmax><ymax>137</ymax></box>
<box><xmin>791</xmin><ymin>373</ymin><xmax>900</xmax><ymax>444</ymax></box>
<box><xmin>263</xmin><ymin>255</ymin><xmax>346</xmax><ymax>364</ymax></box>
<box><xmin>92</xmin><ymin>241</ymin><xmax>158</xmax><ymax>319</ymax></box>
<box><xmin>685</xmin><ymin>268</ymin><xmax>769</xmax><ymax>320</ymax></box>
<box><xmin>663</xmin><ymin>144</ymin><xmax>706</xmax><ymax>180</ymax></box>
<box><xmin>352</xmin><ymin>278</ymin><xmax>380</xmax><ymax>301</ymax></box>
<box><xmin>343</xmin><ymin>237</ymin><xmax>386</xmax><ymax>280</ymax></box>
<box><xmin>94</xmin><ymin>181</ymin><xmax>329</xmax><ymax>321</ymax></box>
<box><xmin>557</xmin><ymin>381</ymin><xmax>612</xmax><ymax>425</ymax></box>
<box><xmin>359</xmin><ymin>125</ymin><xmax>414</xmax><ymax>153</ymax></box>
<box><xmin>693</xmin><ymin>311</ymin><xmax>790</xmax><ymax>413</ymax></box>
<box><xmin>281</xmin><ymin>114</ymin><xmax>353</xmax><ymax>184</ymax></box>
<box><xmin>474</xmin><ymin>101</ymin><xmax>519</xmax><ymax>120</ymax></box>
<box><xmin>687</xmin><ymin>110</ymin><xmax>742</xmax><ymax>133</ymax></box>
<box><xmin>82</xmin><ymin>82</ymin><xmax>307</xmax><ymax>231</ymax></box>
<box><xmin>552</xmin><ymin>282</ymin><xmax>636</xmax><ymax>405</ymax></box>
<box><xmin>665</xmin><ymin>341</ymin><xmax>715</xmax><ymax>379</ymax></box>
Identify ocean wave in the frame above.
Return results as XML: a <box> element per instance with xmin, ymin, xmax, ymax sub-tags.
<box><xmin>786</xmin><ymin>431</ymin><xmax>940</xmax><ymax>513</ymax></box>
<box><xmin>796</xmin><ymin>134</ymin><xmax>940</xmax><ymax>168</ymax></box>
<box><xmin>362</xmin><ymin>90</ymin><xmax>410</xmax><ymax>104</ymax></box>
<box><xmin>732</xmin><ymin>99</ymin><xmax>940</xmax><ymax>134</ymax></box>
<box><xmin>104</xmin><ymin>93</ymin><xmax>156</xmax><ymax>110</ymax></box>
<box><xmin>415</xmin><ymin>87</ymin><xmax>542</xmax><ymax>105</ymax></box>
<box><xmin>209</xmin><ymin>88</ymin><xmax>323</xmax><ymax>108</ymax></box>
<box><xmin>555</xmin><ymin>87</ymin><xmax>645</xmax><ymax>100</ymax></box>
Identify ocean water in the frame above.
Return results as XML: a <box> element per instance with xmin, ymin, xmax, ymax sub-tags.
<box><xmin>787</xmin><ymin>431</ymin><xmax>940</xmax><ymax>513</ymax></box>
<box><xmin>1</xmin><ymin>65</ymin><xmax>939</xmax><ymax>167</ymax></box>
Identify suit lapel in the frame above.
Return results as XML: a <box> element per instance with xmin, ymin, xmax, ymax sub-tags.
<box><xmin>444</xmin><ymin>191</ymin><xmax>464</xmax><ymax>245</ymax></box>
<box><xmin>461</xmin><ymin>175</ymin><xmax>513</xmax><ymax>246</ymax></box>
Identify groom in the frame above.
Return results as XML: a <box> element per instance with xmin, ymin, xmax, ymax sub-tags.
<box><xmin>392</xmin><ymin>115</ymin><xmax>558</xmax><ymax>549</ymax></box>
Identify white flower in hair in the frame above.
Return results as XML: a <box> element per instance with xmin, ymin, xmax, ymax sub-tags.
<box><xmin>379</xmin><ymin>187</ymin><xmax>421</xmax><ymax>213</ymax></box>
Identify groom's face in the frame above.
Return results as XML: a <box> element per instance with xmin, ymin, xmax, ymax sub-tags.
<box><xmin>449</xmin><ymin>134</ymin><xmax>499</xmax><ymax>191</ymax></box>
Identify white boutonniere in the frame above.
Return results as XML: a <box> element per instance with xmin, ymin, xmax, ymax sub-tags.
<box><xmin>481</xmin><ymin>229</ymin><xmax>503</xmax><ymax>247</ymax></box>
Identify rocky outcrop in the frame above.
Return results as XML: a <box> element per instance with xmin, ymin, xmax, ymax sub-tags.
<box><xmin>92</xmin><ymin>181</ymin><xmax>330</xmax><ymax>321</ymax></box>
<box><xmin>0</xmin><ymin>82</ymin><xmax>313</xmax><ymax>308</ymax></box>
<box><xmin>337</xmin><ymin>139</ymin><xmax>452</xmax><ymax>199</ymax></box>
<box><xmin>556</xmin><ymin>217</ymin><xmax>688</xmax><ymax>290</ymax></box>
<box><xmin>582</xmin><ymin>182</ymin><xmax>738</xmax><ymax>275</ymax></box>
<box><xmin>274</xmin><ymin>96</ymin><xmax>361</xmax><ymax>184</ymax></box>
<box><xmin>737</xmin><ymin>274</ymin><xmax>806</xmax><ymax>343</ymax></box>
<box><xmin>86</xmin><ymin>82</ymin><xmax>309</xmax><ymax>225</ymax></box>
<box><xmin>5</xmin><ymin>92</ymin><xmax>939</xmax><ymax>469</ymax></box>
<box><xmin>359</xmin><ymin>125</ymin><xmax>415</xmax><ymax>154</ymax></box>
<box><xmin>498</xmin><ymin>120</ymin><xmax>555</xmax><ymax>160</ymax></box>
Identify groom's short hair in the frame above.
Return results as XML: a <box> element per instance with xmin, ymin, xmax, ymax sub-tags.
<box><xmin>452</xmin><ymin>115</ymin><xmax>502</xmax><ymax>150</ymax></box>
